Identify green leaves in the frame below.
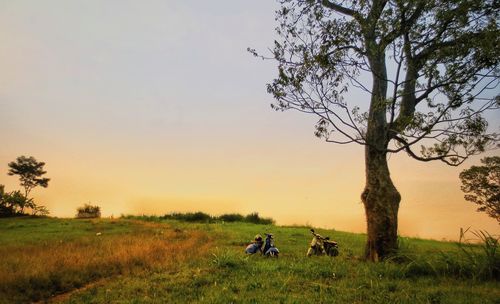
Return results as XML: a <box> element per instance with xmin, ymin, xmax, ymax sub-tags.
<box><xmin>8</xmin><ymin>156</ymin><xmax>50</xmax><ymax>197</ymax></box>
<box><xmin>5</xmin><ymin>156</ymin><xmax>50</xmax><ymax>216</ymax></box>
<box><xmin>76</xmin><ymin>203</ymin><xmax>101</xmax><ymax>218</ymax></box>
<box><xmin>459</xmin><ymin>156</ymin><xmax>500</xmax><ymax>222</ymax></box>
<box><xmin>0</xmin><ymin>188</ymin><xmax>35</xmax><ymax>217</ymax></box>
<box><xmin>259</xmin><ymin>0</ymin><xmax>499</xmax><ymax>160</ymax></box>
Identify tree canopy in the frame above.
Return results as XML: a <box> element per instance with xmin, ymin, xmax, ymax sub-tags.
<box><xmin>460</xmin><ymin>156</ymin><xmax>500</xmax><ymax>222</ymax></box>
<box><xmin>8</xmin><ymin>156</ymin><xmax>50</xmax><ymax>198</ymax></box>
<box><xmin>253</xmin><ymin>0</ymin><xmax>499</xmax><ymax>164</ymax></box>
<box><xmin>6</xmin><ymin>156</ymin><xmax>50</xmax><ymax>216</ymax></box>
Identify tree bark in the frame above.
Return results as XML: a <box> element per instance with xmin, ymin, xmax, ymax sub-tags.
<box><xmin>361</xmin><ymin>146</ymin><xmax>401</xmax><ymax>261</ymax></box>
<box><xmin>362</xmin><ymin>48</ymin><xmax>401</xmax><ymax>261</ymax></box>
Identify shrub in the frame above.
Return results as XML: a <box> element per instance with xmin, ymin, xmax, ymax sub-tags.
<box><xmin>32</xmin><ymin>205</ymin><xmax>50</xmax><ymax>217</ymax></box>
<box><xmin>0</xmin><ymin>184</ymin><xmax>50</xmax><ymax>217</ymax></box>
<box><xmin>218</xmin><ymin>213</ymin><xmax>244</xmax><ymax>222</ymax></box>
<box><xmin>174</xmin><ymin>212</ymin><xmax>273</xmax><ymax>224</ymax></box>
<box><xmin>0</xmin><ymin>187</ymin><xmax>33</xmax><ymax>218</ymax></box>
<box><xmin>161</xmin><ymin>212</ymin><xmax>213</xmax><ymax>222</ymax></box>
<box><xmin>76</xmin><ymin>204</ymin><xmax>101</xmax><ymax>218</ymax></box>
<box><xmin>0</xmin><ymin>185</ymin><xmax>16</xmax><ymax>217</ymax></box>
<box><xmin>244</xmin><ymin>212</ymin><xmax>275</xmax><ymax>225</ymax></box>
<box><xmin>128</xmin><ymin>211</ymin><xmax>276</xmax><ymax>225</ymax></box>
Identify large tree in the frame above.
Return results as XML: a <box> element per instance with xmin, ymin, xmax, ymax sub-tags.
<box><xmin>459</xmin><ymin>156</ymin><xmax>500</xmax><ymax>222</ymax></box>
<box><xmin>253</xmin><ymin>0</ymin><xmax>500</xmax><ymax>260</ymax></box>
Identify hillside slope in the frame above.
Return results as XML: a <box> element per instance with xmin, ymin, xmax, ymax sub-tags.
<box><xmin>0</xmin><ymin>217</ymin><xmax>498</xmax><ymax>303</ymax></box>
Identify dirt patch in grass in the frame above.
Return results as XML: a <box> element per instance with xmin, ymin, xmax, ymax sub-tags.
<box><xmin>35</xmin><ymin>277</ymin><xmax>109</xmax><ymax>304</ymax></box>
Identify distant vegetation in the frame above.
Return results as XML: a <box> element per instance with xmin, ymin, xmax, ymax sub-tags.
<box><xmin>76</xmin><ymin>203</ymin><xmax>101</xmax><ymax>218</ymax></box>
<box><xmin>0</xmin><ymin>156</ymin><xmax>50</xmax><ymax>217</ymax></box>
<box><xmin>123</xmin><ymin>211</ymin><xmax>275</xmax><ymax>225</ymax></box>
<box><xmin>0</xmin><ymin>186</ymin><xmax>28</xmax><ymax>217</ymax></box>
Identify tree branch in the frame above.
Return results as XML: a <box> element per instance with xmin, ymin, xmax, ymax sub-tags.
<box><xmin>319</xmin><ymin>0</ymin><xmax>361</xmax><ymax>19</ymax></box>
<box><xmin>391</xmin><ymin>136</ymin><xmax>467</xmax><ymax>166</ymax></box>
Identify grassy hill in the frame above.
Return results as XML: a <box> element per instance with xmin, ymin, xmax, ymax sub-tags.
<box><xmin>0</xmin><ymin>216</ymin><xmax>498</xmax><ymax>303</ymax></box>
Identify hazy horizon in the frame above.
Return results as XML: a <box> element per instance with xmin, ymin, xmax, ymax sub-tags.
<box><xmin>1</xmin><ymin>0</ymin><xmax>498</xmax><ymax>241</ymax></box>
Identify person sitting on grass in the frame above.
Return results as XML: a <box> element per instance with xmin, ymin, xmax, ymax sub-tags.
<box><xmin>245</xmin><ymin>234</ymin><xmax>264</xmax><ymax>254</ymax></box>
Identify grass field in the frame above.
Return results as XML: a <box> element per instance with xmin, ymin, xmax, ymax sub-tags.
<box><xmin>0</xmin><ymin>217</ymin><xmax>498</xmax><ymax>303</ymax></box>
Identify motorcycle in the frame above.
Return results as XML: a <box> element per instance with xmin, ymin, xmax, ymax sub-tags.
<box><xmin>263</xmin><ymin>233</ymin><xmax>279</xmax><ymax>257</ymax></box>
<box><xmin>306</xmin><ymin>229</ymin><xmax>338</xmax><ymax>257</ymax></box>
<box><xmin>245</xmin><ymin>234</ymin><xmax>264</xmax><ymax>254</ymax></box>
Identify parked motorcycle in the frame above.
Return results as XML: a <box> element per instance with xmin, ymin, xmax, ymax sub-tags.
<box><xmin>263</xmin><ymin>233</ymin><xmax>279</xmax><ymax>257</ymax></box>
<box><xmin>307</xmin><ymin>229</ymin><xmax>338</xmax><ymax>257</ymax></box>
<box><xmin>245</xmin><ymin>234</ymin><xmax>264</xmax><ymax>254</ymax></box>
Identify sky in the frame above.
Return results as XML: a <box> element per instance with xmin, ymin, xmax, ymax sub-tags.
<box><xmin>0</xmin><ymin>0</ymin><xmax>498</xmax><ymax>241</ymax></box>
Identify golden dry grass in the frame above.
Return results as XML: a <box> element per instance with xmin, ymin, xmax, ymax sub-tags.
<box><xmin>0</xmin><ymin>222</ymin><xmax>212</xmax><ymax>303</ymax></box>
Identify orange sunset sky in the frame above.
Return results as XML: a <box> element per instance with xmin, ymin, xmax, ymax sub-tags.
<box><xmin>1</xmin><ymin>0</ymin><xmax>498</xmax><ymax>240</ymax></box>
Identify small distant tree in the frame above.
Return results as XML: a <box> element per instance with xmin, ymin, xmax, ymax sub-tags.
<box><xmin>76</xmin><ymin>203</ymin><xmax>101</xmax><ymax>218</ymax></box>
<box><xmin>460</xmin><ymin>156</ymin><xmax>500</xmax><ymax>222</ymax></box>
<box><xmin>8</xmin><ymin>156</ymin><xmax>50</xmax><ymax>213</ymax></box>
<box><xmin>0</xmin><ymin>185</ymin><xmax>33</xmax><ymax>217</ymax></box>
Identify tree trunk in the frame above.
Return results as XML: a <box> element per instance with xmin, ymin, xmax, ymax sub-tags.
<box><xmin>362</xmin><ymin>43</ymin><xmax>401</xmax><ymax>261</ymax></box>
<box><xmin>361</xmin><ymin>146</ymin><xmax>401</xmax><ymax>261</ymax></box>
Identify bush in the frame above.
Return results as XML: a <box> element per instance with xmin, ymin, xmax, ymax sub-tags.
<box><xmin>0</xmin><ymin>186</ymin><xmax>17</xmax><ymax>217</ymax></box>
<box><xmin>218</xmin><ymin>213</ymin><xmax>244</xmax><ymax>222</ymax></box>
<box><xmin>133</xmin><ymin>211</ymin><xmax>276</xmax><ymax>225</ymax></box>
<box><xmin>0</xmin><ymin>184</ymin><xmax>50</xmax><ymax>217</ymax></box>
<box><xmin>244</xmin><ymin>212</ymin><xmax>275</xmax><ymax>225</ymax></box>
<box><xmin>76</xmin><ymin>204</ymin><xmax>101</xmax><ymax>219</ymax></box>
<box><xmin>32</xmin><ymin>205</ymin><xmax>50</xmax><ymax>217</ymax></box>
<box><xmin>161</xmin><ymin>212</ymin><xmax>213</xmax><ymax>222</ymax></box>
<box><xmin>125</xmin><ymin>211</ymin><xmax>276</xmax><ymax>225</ymax></box>
<box><xmin>0</xmin><ymin>186</ymin><xmax>33</xmax><ymax>217</ymax></box>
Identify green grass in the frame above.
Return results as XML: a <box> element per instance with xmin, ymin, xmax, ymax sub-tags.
<box><xmin>0</xmin><ymin>217</ymin><xmax>136</xmax><ymax>245</ymax></box>
<box><xmin>0</xmin><ymin>217</ymin><xmax>498</xmax><ymax>303</ymax></box>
